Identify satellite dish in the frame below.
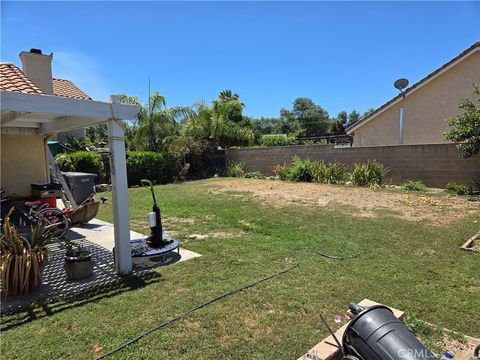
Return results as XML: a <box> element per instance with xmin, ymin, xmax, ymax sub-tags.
<box><xmin>394</xmin><ymin>78</ymin><xmax>409</xmax><ymax>92</ymax></box>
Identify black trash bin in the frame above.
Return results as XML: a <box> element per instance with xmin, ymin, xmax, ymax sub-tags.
<box><xmin>343</xmin><ymin>304</ymin><xmax>438</xmax><ymax>360</ymax></box>
<box><xmin>63</xmin><ymin>172</ymin><xmax>97</xmax><ymax>205</ymax></box>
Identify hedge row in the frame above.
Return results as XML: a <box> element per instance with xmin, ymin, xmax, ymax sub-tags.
<box><xmin>55</xmin><ymin>151</ymin><xmax>103</xmax><ymax>178</ymax></box>
<box><xmin>126</xmin><ymin>151</ymin><xmax>182</xmax><ymax>186</ymax></box>
<box><xmin>56</xmin><ymin>151</ymin><xmax>183</xmax><ymax>186</ymax></box>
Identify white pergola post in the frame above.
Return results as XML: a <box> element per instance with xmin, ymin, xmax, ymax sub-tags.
<box><xmin>108</xmin><ymin>118</ymin><xmax>132</xmax><ymax>274</ymax></box>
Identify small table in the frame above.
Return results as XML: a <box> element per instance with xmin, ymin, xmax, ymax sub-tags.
<box><xmin>130</xmin><ymin>236</ymin><xmax>180</xmax><ymax>262</ymax></box>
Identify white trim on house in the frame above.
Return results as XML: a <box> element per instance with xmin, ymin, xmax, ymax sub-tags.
<box><xmin>347</xmin><ymin>45</ymin><xmax>480</xmax><ymax>134</ymax></box>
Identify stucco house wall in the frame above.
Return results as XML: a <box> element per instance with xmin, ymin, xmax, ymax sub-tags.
<box><xmin>352</xmin><ymin>50</ymin><xmax>480</xmax><ymax>147</ymax></box>
<box><xmin>1</xmin><ymin>133</ymin><xmax>49</xmax><ymax>196</ymax></box>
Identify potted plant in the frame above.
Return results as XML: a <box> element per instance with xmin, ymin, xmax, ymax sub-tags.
<box><xmin>63</xmin><ymin>237</ymin><xmax>94</xmax><ymax>280</ymax></box>
<box><xmin>1</xmin><ymin>208</ymin><xmax>57</xmax><ymax>298</ymax></box>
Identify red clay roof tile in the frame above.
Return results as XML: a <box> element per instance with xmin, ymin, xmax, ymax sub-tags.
<box><xmin>52</xmin><ymin>78</ymin><xmax>91</xmax><ymax>100</ymax></box>
<box><xmin>0</xmin><ymin>63</ymin><xmax>45</xmax><ymax>94</ymax></box>
<box><xmin>0</xmin><ymin>63</ymin><xmax>92</xmax><ymax>100</ymax></box>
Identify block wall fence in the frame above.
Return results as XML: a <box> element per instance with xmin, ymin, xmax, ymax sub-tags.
<box><xmin>225</xmin><ymin>144</ymin><xmax>480</xmax><ymax>188</ymax></box>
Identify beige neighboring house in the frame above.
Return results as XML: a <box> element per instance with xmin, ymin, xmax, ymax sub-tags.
<box><xmin>347</xmin><ymin>41</ymin><xmax>480</xmax><ymax>147</ymax></box>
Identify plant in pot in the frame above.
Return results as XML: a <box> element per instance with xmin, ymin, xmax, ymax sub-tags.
<box><xmin>63</xmin><ymin>237</ymin><xmax>94</xmax><ymax>281</ymax></box>
<box><xmin>1</xmin><ymin>208</ymin><xmax>57</xmax><ymax>299</ymax></box>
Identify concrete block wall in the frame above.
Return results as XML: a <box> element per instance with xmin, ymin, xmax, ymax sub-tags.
<box><xmin>225</xmin><ymin>144</ymin><xmax>480</xmax><ymax>188</ymax></box>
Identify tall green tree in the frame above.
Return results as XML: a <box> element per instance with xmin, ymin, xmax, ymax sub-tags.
<box><xmin>183</xmin><ymin>91</ymin><xmax>255</xmax><ymax>148</ymax></box>
<box><xmin>444</xmin><ymin>84</ymin><xmax>480</xmax><ymax>158</ymax></box>
<box><xmin>347</xmin><ymin>110</ymin><xmax>361</xmax><ymax>126</ymax></box>
<box><xmin>332</xmin><ymin>111</ymin><xmax>348</xmax><ymax>134</ymax></box>
<box><xmin>85</xmin><ymin>124</ymin><xmax>108</xmax><ymax>146</ymax></box>
<box><xmin>117</xmin><ymin>92</ymin><xmax>190</xmax><ymax>152</ymax></box>
<box><xmin>281</xmin><ymin>98</ymin><xmax>330</xmax><ymax>137</ymax></box>
<box><xmin>250</xmin><ymin>117</ymin><xmax>281</xmax><ymax>135</ymax></box>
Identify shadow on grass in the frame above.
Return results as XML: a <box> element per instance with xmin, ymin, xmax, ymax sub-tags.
<box><xmin>0</xmin><ymin>270</ymin><xmax>163</xmax><ymax>332</ymax></box>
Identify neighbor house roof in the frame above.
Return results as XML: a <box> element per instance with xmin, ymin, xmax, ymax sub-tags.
<box><xmin>0</xmin><ymin>63</ymin><xmax>91</xmax><ymax>100</ymax></box>
<box><xmin>347</xmin><ymin>41</ymin><xmax>480</xmax><ymax>134</ymax></box>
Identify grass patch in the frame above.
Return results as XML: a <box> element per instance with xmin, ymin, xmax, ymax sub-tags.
<box><xmin>1</xmin><ymin>179</ymin><xmax>479</xmax><ymax>359</ymax></box>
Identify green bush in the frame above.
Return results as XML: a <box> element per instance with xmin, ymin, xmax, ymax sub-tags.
<box><xmin>56</xmin><ymin>151</ymin><xmax>104</xmax><ymax>179</ymax></box>
<box><xmin>244</xmin><ymin>171</ymin><xmax>264</xmax><ymax>179</ymax></box>
<box><xmin>286</xmin><ymin>156</ymin><xmax>317</xmax><ymax>182</ymax></box>
<box><xmin>273</xmin><ymin>164</ymin><xmax>290</xmax><ymax>181</ymax></box>
<box><xmin>226</xmin><ymin>161</ymin><xmax>245</xmax><ymax>178</ymax></box>
<box><xmin>350</xmin><ymin>160</ymin><xmax>388</xmax><ymax>187</ymax></box>
<box><xmin>261</xmin><ymin>134</ymin><xmax>298</xmax><ymax>147</ymax></box>
<box><xmin>315</xmin><ymin>160</ymin><xmax>347</xmax><ymax>184</ymax></box>
<box><xmin>55</xmin><ymin>153</ymin><xmax>75</xmax><ymax>172</ymax></box>
<box><xmin>126</xmin><ymin>151</ymin><xmax>182</xmax><ymax>186</ymax></box>
<box><xmin>401</xmin><ymin>180</ymin><xmax>427</xmax><ymax>192</ymax></box>
<box><xmin>445</xmin><ymin>182</ymin><xmax>472</xmax><ymax>195</ymax></box>
<box><xmin>261</xmin><ymin>135</ymin><xmax>289</xmax><ymax>147</ymax></box>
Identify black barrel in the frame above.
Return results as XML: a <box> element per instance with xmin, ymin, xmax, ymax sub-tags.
<box><xmin>342</xmin><ymin>304</ymin><xmax>438</xmax><ymax>360</ymax></box>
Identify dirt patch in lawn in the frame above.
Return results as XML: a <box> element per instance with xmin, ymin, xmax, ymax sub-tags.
<box><xmin>204</xmin><ymin>178</ymin><xmax>480</xmax><ymax>226</ymax></box>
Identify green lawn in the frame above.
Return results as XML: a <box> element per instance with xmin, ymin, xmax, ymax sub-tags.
<box><xmin>1</xmin><ymin>179</ymin><xmax>479</xmax><ymax>359</ymax></box>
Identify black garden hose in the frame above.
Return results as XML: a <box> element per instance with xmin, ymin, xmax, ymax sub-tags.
<box><xmin>96</xmin><ymin>247</ymin><xmax>360</xmax><ymax>359</ymax></box>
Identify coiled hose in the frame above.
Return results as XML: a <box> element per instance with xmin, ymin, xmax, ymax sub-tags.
<box><xmin>96</xmin><ymin>247</ymin><xmax>360</xmax><ymax>359</ymax></box>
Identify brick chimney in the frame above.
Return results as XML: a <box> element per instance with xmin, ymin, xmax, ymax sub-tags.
<box><xmin>19</xmin><ymin>48</ymin><xmax>54</xmax><ymax>94</ymax></box>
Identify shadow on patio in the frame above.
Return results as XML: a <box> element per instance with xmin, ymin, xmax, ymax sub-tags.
<box><xmin>0</xmin><ymin>237</ymin><xmax>164</xmax><ymax>330</ymax></box>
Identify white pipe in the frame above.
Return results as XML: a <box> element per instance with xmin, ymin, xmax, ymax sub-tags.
<box><xmin>399</xmin><ymin>106</ymin><xmax>405</xmax><ymax>145</ymax></box>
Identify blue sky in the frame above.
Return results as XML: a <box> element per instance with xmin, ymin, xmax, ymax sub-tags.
<box><xmin>1</xmin><ymin>1</ymin><xmax>479</xmax><ymax>118</ymax></box>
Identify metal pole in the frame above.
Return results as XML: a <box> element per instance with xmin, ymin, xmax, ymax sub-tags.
<box><xmin>399</xmin><ymin>106</ymin><xmax>404</xmax><ymax>145</ymax></box>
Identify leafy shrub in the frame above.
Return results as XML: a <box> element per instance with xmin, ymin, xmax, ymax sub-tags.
<box><xmin>226</xmin><ymin>161</ymin><xmax>245</xmax><ymax>178</ymax></box>
<box><xmin>126</xmin><ymin>151</ymin><xmax>182</xmax><ymax>186</ymax></box>
<box><xmin>261</xmin><ymin>134</ymin><xmax>298</xmax><ymax>147</ymax></box>
<box><xmin>445</xmin><ymin>182</ymin><xmax>472</xmax><ymax>195</ymax></box>
<box><xmin>315</xmin><ymin>160</ymin><xmax>347</xmax><ymax>184</ymax></box>
<box><xmin>244</xmin><ymin>171</ymin><xmax>264</xmax><ymax>179</ymax></box>
<box><xmin>165</xmin><ymin>136</ymin><xmax>215</xmax><ymax>178</ymax></box>
<box><xmin>401</xmin><ymin>180</ymin><xmax>427</xmax><ymax>192</ymax></box>
<box><xmin>286</xmin><ymin>156</ymin><xmax>317</xmax><ymax>182</ymax></box>
<box><xmin>56</xmin><ymin>151</ymin><xmax>104</xmax><ymax>180</ymax></box>
<box><xmin>273</xmin><ymin>164</ymin><xmax>290</xmax><ymax>181</ymax></box>
<box><xmin>55</xmin><ymin>153</ymin><xmax>75</xmax><ymax>172</ymax></box>
<box><xmin>261</xmin><ymin>135</ymin><xmax>290</xmax><ymax>147</ymax></box>
<box><xmin>350</xmin><ymin>160</ymin><xmax>388</xmax><ymax>187</ymax></box>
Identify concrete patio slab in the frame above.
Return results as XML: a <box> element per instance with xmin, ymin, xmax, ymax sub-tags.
<box><xmin>69</xmin><ymin>218</ymin><xmax>201</xmax><ymax>263</ymax></box>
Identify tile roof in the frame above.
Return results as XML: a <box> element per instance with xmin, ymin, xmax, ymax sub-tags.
<box><xmin>0</xmin><ymin>63</ymin><xmax>91</xmax><ymax>100</ymax></box>
<box><xmin>0</xmin><ymin>63</ymin><xmax>45</xmax><ymax>94</ymax></box>
<box><xmin>52</xmin><ymin>78</ymin><xmax>91</xmax><ymax>100</ymax></box>
<box><xmin>347</xmin><ymin>41</ymin><xmax>480</xmax><ymax>133</ymax></box>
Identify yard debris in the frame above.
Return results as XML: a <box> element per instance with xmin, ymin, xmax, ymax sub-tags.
<box><xmin>441</xmin><ymin>351</ymin><xmax>455</xmax><ymax>359</ymax></box>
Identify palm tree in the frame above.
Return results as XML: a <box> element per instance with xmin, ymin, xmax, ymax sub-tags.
<box><xmin>184</xmin><ymin>93</ymin><xmax>255</xmax><ymax>148</ymax></box>
<box><xmin>117</xmin><ymin>92</ymin><xmax>191</xmax><ymax>151</ymax></box>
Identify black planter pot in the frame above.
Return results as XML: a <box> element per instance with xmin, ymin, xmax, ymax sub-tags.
<box><xmin>64</xmin><ymin>251</ymin><xmax>94</xmax><ymax>280</ymax></box>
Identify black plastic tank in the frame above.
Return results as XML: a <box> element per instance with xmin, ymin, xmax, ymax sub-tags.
<box><xmin>63</xmin><ymin>172</ymin><xmax>97</xmax><ymax>205</ymax></box>
<box><xmin>342</xmin><ymin>303</ymin><xmax>438</xmax><ymax>360</ymax></box>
